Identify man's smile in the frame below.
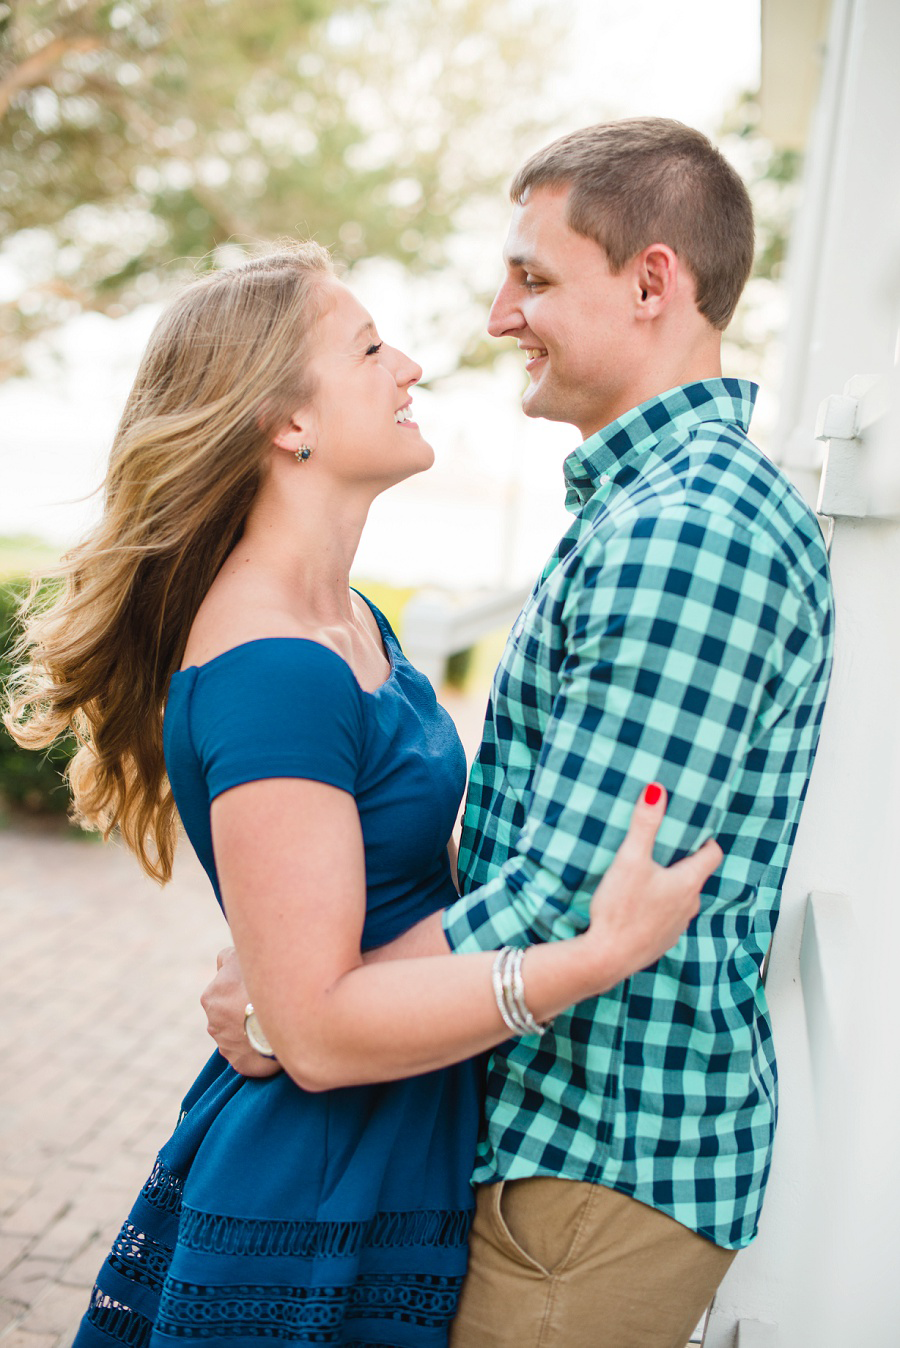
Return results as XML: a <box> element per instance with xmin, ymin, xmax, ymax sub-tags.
<box><xmin>519</xmin><ymin>343</ymin><xmax>548</xmax><ymax>369</ymax></box>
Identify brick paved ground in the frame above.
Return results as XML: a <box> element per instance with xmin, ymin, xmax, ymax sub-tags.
<box><xmin>0</xmin><ymin>822</ymin><xmax>229</xmax><ymax>1347</ymax></box>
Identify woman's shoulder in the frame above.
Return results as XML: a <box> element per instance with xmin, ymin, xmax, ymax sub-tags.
<box><xmin>173</xmin><ymin>637</ymin><xmax>367</xmax><ymax>754</ymax></box>
<box><xmin>183</xmin><ymin>587</ymin><xmax>335</xmax><ymax>666</ymax></box>
<box><xmin>350</xmin><ymin>588</ymin><xmax>399</xmax><ymax>646</ymax></box>
<box><xmin>180</xmin><ymin>634</ymin><xmax>360</xmax><ymax>683</ymax></box>
<box><xmin>180</xmin><ymin>584</ymin><xmax>368</xmax><ymax>683</ymax></box>
<box><xmin>174</xmin><ymin>589</ymin><xmax>364</xmax><ymax>711</ymax></box>
<box><xmin>168</xmin><ymin>634</ymin><xmax>367</xmax><ymax>789</ymax></box>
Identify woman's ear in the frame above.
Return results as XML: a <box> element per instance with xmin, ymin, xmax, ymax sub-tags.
<box><xmin>272</xmin><ymin>414</ymin><xmax>315</xmax><ymax>455</ymax></box>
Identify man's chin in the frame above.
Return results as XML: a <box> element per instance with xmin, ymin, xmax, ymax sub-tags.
<box><xmin>521</xmin><ymin>382</ymin><xmax>552</xmax><ymax>421</ymax></box>
<box><xmin>521</xmin><ymin>384</ymin><xmax>567</xmax><ymax>425</ymax></box>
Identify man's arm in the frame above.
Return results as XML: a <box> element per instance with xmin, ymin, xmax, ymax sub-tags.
<box><xmin>442</xmin><ymin>507</ymin><xmax>816</xmax><ymax>954</ymax></box>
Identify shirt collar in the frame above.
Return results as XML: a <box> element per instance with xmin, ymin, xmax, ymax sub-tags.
<box><xmin>562</xmin><ymin>378</ymin><xmax>759</xmax><ymax>513</ymax></box>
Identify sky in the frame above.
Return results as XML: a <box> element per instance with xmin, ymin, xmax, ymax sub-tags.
<box><xmin>558</xmin><ymin>0</ymin><xmax>760</xmax><ymax>133</ymax></box>
<box><xmin>0</xmin><ymin>0</ymin><xmax>763</xmax><ymax>586</ymax></box>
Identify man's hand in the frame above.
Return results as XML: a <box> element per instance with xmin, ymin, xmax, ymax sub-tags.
<box><xmin>201</xmin><ymin>947</ymin><xmax>282</xmax><ymax>1078</ymax></box>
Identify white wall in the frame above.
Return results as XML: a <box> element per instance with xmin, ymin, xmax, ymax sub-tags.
<box><xmin>704</xmin><ymin>1</ymin><xmax>900</xmax><ymax>1344</ymax></box>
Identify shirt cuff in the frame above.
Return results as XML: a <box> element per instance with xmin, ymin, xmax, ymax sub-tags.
<box><xmin>442</xmin><ymin>864</ymin><xmax>587</xmax><ymax>954</ymax></box>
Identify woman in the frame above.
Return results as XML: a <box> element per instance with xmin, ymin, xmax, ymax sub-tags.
<box><xmin>6</xmin><ymin>243</ymin><xmax>721</xmax><ymax>1346</ymax></box>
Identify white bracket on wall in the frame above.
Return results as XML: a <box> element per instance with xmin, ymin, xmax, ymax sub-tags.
<box><xmin>734</xmin><ymin>1320</ymin><xmax>779</xmax><ymax>1347</ymax></box>
<box><xmin>815</xmin><ymin>387</ymin><xmax>864</xmax><ymax>517</ymax></box>
<box><xmin>815</xmin><ymin>374</ymin><xmax>892</xmax><ymax>519</ymax></box>
<box><xmin>798</xmin><ymin>890</ymin><xmax>857</xmax><ymax>1089</ymax></box>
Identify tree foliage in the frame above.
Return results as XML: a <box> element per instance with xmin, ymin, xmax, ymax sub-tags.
<box><xmin>0</xmin><ymin>0</ymin><xmax>557</xmax><ymax>374</ymax></box>
<box><xmin>720</xmin><ymin>92</ymin><xmax>803</xmax><ymax>285</ymax></box>
<box><xmin>0</xmin><ymin>578</ymin><xmax>73</xmax><ymax>816</ymax></box>
<box><xmin>715</xmin><ymin>92</ymin><xmax>805</xmax><ymax>386</ymax></box>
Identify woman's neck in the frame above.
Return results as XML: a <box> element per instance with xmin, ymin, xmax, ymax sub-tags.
<box><xmin>180</xmin><ymin>466</ymin><xmax>391</xmax><ymax>677</ymax></box>
<box><xmin>231</xmin><ymin>473</ymin><xmax>374</xmax><ymax>623</ymax></box>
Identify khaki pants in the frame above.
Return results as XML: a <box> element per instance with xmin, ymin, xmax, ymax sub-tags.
<box><xmin>450</xmin><ymin>1178</ymin><xmax>737</xmax><ymax>1348</ymax></box>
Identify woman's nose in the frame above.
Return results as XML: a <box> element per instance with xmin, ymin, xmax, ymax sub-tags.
<box><xmin>394</xmin><ymin>347</ymin><xmax>422</xmax><ymax>387</ymax></box>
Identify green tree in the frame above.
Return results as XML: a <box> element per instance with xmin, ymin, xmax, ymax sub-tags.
<box><xmin>715</xmin><ymin>92</ymin><xmax>805</xmax><ymax>397</ymax></box>
<box><xmin>720</xmin><ymin>92</ymin><xmax>803</xmax><ymax>286</ymax></box>
<box><xmin>0</xmin><ymin>579</ymin><xmax>73</xmax><ymax>816</ymax></box>
<box><xmin>0</xmin><ymin>0</ymin><xmax>557</xmax><ymax>375</ymax></box>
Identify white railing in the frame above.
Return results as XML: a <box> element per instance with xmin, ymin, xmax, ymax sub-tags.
<box><xmin>401</xmin><ymin>585</ymin><xmax>530</xmax><ymax>689</ymax></box>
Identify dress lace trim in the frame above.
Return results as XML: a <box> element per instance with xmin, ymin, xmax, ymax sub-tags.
<box><xmin>155</xmin><ymin>1273</ymin><xmax>464</xmax><ymax>1339</ymax></box>
<box><xmin>86</xmin><ymin>1289</ymin><xmax>154</xmax><ymax>1348</ymax></box>
<box><xmin>178</xmin><ymin>1205</ymin><xmax>471</xmax><ymax>1258</ymax></box>
<box><xmin>140</xmin><ymin>1155</ymin><xmax>184</xmax><ymax>1214</ymax></box>
<box><xmin>108</xmin><ymin>1221</ymin><xmax>173</xmax><ymax>1292</ymax></box>
<box><xmin>84</xmin><ymin>1282</ymin><xmax>431</xmax><ymax>1347</ymax></box>
<box><xmin>83</xmin><ymin>1180</ymin><xmax>472</xmax><ymax>1344</ymax></box>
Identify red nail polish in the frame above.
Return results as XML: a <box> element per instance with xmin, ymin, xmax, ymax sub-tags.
<box><xmin>643</xmin><ymin>783</ymin><xmax>662</xmax><ymax>806</ymax></box>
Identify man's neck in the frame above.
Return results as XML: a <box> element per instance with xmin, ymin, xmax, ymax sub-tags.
<box><xmin>577</xmin><ymin>343</ymin><xmax>723</xmax><ymax>442</ymax></box>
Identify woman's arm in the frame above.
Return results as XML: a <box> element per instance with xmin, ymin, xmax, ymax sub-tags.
<box><xmin>212</xmin><ymin>777</ymin><xmax>719</xmax><ymax>1091</ymax></box>
<box><xmin>446</xmin><ymin>834</ymin><xmax>459</xmax><ymax>891</ymax></box>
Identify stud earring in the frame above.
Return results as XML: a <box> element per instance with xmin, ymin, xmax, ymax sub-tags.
<box><xmin>294</xmin><ymin>444</ymin><xmax>313</xmax><ymax>464</ymax></box>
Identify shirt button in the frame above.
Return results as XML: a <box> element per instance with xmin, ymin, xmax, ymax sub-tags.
<box><xmin>600</xmin><ymin>474</ymin><xmax>611</xmax><ymax>485</ymax></box>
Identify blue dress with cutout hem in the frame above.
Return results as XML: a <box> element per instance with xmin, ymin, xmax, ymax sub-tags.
<box><xmin>72</xmin><ymin>600</ymin><xmax>482</xmax><ymax>1347</ymax></box>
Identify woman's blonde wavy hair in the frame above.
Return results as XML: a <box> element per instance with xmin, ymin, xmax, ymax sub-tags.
<box><xmin>4</xmin><ymin>241</ymin><xmax>334</xmax><ymax>882</ymax></box>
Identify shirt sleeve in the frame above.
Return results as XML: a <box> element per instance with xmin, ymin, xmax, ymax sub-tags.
<box><xmin>442</xmin><ymin>507</ymin><xmax>820</xmax><ymax>952</ymax></box>
<box><xmin>188</xmin><ymin>639</ymin><xmax>366</xmax><ymax>802</ymax></box>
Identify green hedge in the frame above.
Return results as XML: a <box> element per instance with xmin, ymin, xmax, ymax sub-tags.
<box><xmin>0</xmin><ymin>579</ymin><xmax>74</xmax><ymax>815</ymax></box>
<box><xmin>0</xmin><ymin>570</ymin><xmax>487</xmax><ymax>819</ymax></box>
<box><xmin>0</xmin><ymin>572</ymin><xmax>413</xmax><ymax>819</ymax></box>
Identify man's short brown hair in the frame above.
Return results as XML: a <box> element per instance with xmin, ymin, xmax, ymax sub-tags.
<box><xmin>509</xmin><ymin>118</ymin><xmax>754</xmax><ymax>330</ymax></box>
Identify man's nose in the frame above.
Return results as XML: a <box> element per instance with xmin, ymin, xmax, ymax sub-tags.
<box><xmin>487</xmin><ymin>279</ymin><xmax>522</xmax><ymax>339</ymax></box>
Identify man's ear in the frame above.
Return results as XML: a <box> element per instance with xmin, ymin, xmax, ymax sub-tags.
<box><xmin>634</xmin><ymin>244</ymin><xmax>680</xmax><ymax>319</ymax></box>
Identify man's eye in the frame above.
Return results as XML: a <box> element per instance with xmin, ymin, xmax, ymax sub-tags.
<box><xmin>523</xmin><ymin>278</ymin><xmax>546</xmax><ymax>291</ymax></box>
<box><xmin>366</xmin><ymin>341</ymin><xmax>383</xmax><ymax>355</ymax></box>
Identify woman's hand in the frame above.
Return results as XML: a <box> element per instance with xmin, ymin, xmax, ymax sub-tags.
<box><xmin>201</xmin><ymin>947</ymin><xmax>282</xmax><ymax>1079</ymax></box>
<box><xmin>586</xmin><ymin>784</ymin><xmax>723</xmax><ymax>981</ymax></box>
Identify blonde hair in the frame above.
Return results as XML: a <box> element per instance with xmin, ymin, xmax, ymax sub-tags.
<box><xmin>510</xmin><ymin>118</ymin><xmax>755</xmax><ymax>330</ymax></box>
<box><xmin>4</xmin><ymin>242</ymin><xmax>333</xmax><ymax>882</ymax></box>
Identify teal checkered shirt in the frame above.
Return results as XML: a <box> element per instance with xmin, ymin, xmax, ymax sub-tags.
<box><xmin>443</xmin><ymin>379</ymin><xmax>834</xmax><ymax>1249</ymax></box>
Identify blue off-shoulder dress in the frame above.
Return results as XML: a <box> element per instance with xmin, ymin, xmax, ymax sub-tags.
<box><xmin>74</xmin><ymin>600</ymin><xmax>482</xmax><ymax>1348</ymax></box>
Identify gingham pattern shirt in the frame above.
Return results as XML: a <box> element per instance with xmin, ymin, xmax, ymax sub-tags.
<box><xmin>443</xmin><ymin>379</ymin><xmax>834</xmax><ymax>1249</ymax></box>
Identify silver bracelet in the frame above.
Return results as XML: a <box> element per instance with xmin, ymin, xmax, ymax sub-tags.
<box><xmin>509</xmin><ymin>947</ymin><xmax>552</xmax><ymax>1037</ymax></box>
<box><xmin>491</xmin><ymin>946</ymin><xmax>522</xmax><ymax>1034</ymax></box>
<box><xmin>499</xmin><ymin>945</ymin><xmax>518</xmax><ymax>1027</ymax></box>
<box><xmin>243</xmin><ymin>1002</ymin><xmax>277</xmax><ymax>1059</ymax></box>
<box><xmin>491</xmin><ymin>946</ymin><xmax>553</xmax><ymax>1037</ymax></box>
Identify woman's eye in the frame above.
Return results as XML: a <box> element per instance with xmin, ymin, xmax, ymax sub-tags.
<box><xmin>366</xmin><ymin>341</ymin><xmax>383</xmax><ymax>356</ymax></box>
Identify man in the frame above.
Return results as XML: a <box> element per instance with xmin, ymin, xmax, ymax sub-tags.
<box><xmin>205</xmin><ymin>119</ymin><xmax>834</xmax><ymax>1346</ymax></box>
